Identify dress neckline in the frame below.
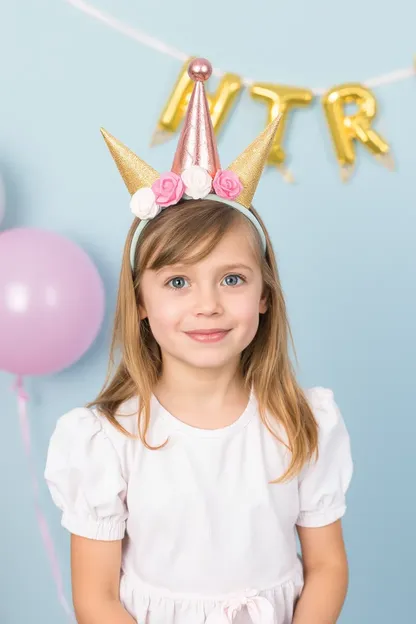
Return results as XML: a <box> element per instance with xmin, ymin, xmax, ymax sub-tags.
<box><xmin>152</xmin><ymin>390</ymin><xmax>257</xmax><ymax>439</ymax></box>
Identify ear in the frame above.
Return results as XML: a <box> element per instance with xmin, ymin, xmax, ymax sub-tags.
<box><xmin>259</xmin><ymin>293</ymin><xmax>268</xmax><ymax>314</ymax></box>
<box><xmin>138</xmin><ymin>303</ymin><xmax>148</xmax><ymax>320</ymax></box>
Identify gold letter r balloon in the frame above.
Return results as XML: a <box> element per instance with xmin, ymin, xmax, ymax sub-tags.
<box><xmin>322</xmin><ymin>83</ymin><xmax>392</xmax><ymax>181</ymax></box>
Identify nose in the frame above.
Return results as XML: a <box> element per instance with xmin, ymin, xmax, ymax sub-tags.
<box><xmin>193</xmin><ymin>284</ymin><xmax>223</xmax><ymax>316</ymax></box>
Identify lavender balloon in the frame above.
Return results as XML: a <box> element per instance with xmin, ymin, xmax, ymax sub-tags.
<box><xmin>0</xmin><ymin>228</ymin><xmax>105</xmax><ymax>376</ymax></box>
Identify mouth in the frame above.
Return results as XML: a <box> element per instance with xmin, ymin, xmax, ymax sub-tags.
<box><xmin>184</xmin><ymin>329</ymin><xmax>231</xmax><ymax>343</ymax></box>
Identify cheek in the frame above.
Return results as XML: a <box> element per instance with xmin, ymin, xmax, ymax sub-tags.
<box><xmin>144</xmin><ymin>291</ymin><xmax>185</xmax><ymax>333</ymax></box>
<box><xmin>229</xmin><ymin>294</ymin><xmax>262</xmax><ymax>326</ymax></box>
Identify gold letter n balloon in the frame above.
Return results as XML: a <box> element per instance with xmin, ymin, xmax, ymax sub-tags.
<box><xmin>152</xmin><ymin>58</ymin><xmax>243</xmax><ymax>145</ymax></box>
<box><xmin>322</xmin><ymin>83</ymin><xmax>393</xmax><ymax>181</ymax></box>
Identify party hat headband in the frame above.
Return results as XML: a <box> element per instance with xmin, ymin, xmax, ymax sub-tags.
<box><xmin>101</xmin><ymin>58</ymin><xmax>282</xmax><ymax>270</ymax></box>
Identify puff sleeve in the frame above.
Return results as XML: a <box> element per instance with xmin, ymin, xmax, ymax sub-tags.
<box><xmin>44</xmin><ymin>407</ymin><xmax>128</xmax><ymax>540</ymax></box>
<box><xmin>296</xmin><ymin>388</ymin><xmax>353</xmax><ymax>528</ymax></box>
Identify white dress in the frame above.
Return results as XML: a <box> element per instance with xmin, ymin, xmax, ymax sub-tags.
<box><xmin>44</xmin><ymin>387</ymin><xmax>353</xmax><ymax>624</ymax></box>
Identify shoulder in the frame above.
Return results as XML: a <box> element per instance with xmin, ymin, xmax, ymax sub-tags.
<box><xmin>48</xmin><ymin>397</ymin><xmax>141</xmax><ymax>461</ymax></box>
<box><xmin>60</xmin><ymin>396</ymin><xmax>139</xmax><ymax>432</ymax></box>
<box><xmin>49</xmin><ymin>406</ymin><xmax>102</xmax><ymax>448</ymax></box>
<box><xmin>304</xmin><ymin>386</ymin><xmax>337</xmax><ymax>411</ymax></box>
<box><xmin>304</xmin><ymin>386</ymin><xmax>346</xmax><ymax>431</ymax></box>
<box><xmin>304</xmin><ymin>386</ymin><xmax>351</xmax><ymax>457</ymax></box>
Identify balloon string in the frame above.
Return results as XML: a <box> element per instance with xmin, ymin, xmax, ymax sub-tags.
<box><xmin>13</xmin><ymin>376</ymin><xmax>76</xmax><ymax>621</ymax></box>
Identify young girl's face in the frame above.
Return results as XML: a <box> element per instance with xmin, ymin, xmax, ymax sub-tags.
<box><xmin>139</xmin><ymin>221</ymin><xmax>267</xmax><ymax>371</ymax></box>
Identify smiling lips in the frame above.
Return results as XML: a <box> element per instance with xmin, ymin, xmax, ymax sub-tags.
<box><xmin>185</xmin><ymin>329</ymin><xmax>231</xmax><ymax>343</ymax></box>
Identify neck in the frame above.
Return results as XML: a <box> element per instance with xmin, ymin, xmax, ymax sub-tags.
<box><xmin>154</xmin><ymin>354</ymin><xmax>248</xmax><ymax>416</ymax></box>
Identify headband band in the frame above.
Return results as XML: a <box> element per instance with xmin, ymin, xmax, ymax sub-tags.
<box><xmin>129</xmin><ymin>194</ymin><xmax>267</xmax><ymax>271</ymax></box>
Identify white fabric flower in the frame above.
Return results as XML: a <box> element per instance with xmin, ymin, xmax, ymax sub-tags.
<box><xmin>181</xmin><ymin>165</ymin><xmax>212</xmax><ymax>199</ymax></box>
<box><xmin>130</xmin><ymin>187</ymin><xmax>161</xmax><ymax>219</ymax></box>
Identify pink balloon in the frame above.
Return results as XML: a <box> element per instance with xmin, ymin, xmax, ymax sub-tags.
<box><xmin>0</xmin><ymin>228</ymin><xmax>105</xmax><ymax>376</ymax></box>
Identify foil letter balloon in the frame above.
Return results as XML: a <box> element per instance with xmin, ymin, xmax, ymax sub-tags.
<box><xmin>322</xmin><ymin>83</ymin><xmax>392</xmax><ymax>181</ymax></box>
<box><xmin>249</xmin><ymin>83</ymin><xmax>314</xmax><ymax>181</ymax></box>
<box><xmin>152</xmin><ymin>58</ymin><xmax>243</xmax><ymax>145</ymax></box>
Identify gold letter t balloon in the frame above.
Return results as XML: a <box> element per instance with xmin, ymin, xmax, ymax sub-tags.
<box><xmin>249</xmin><ymin>83</ymin><xmax>314</xmax><ymax>182</ymax></box>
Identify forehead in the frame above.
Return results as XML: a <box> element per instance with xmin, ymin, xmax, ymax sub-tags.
<box><xmin>181</xmin><ymin>221</ymin><xmax>260</xmax><ymax>269</ymax></box>
<box><xmin>141</xmin><ymin>213</ymin><xmax>263</xmax><ymax>274</ymax></box>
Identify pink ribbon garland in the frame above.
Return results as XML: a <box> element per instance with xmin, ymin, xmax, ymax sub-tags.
<box><xmin>13</xmin><ymin>376</ymin><xmax>76</xmax><ymax>621</ymax></box>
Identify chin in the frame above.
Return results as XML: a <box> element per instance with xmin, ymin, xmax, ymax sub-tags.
<box><xmin>178</xmin><ymin>349</ymin><xmax>243</xmax><ymax>370</ymax></box>
<box><xmin>194</xmin><ymin>356</ymin><xmax>233</xmax><ymax>368</ymax></box>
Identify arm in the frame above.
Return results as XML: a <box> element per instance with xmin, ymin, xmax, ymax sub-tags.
<box><xmin>292</xmin><ymin>520</ymin><xmax>349</xmax><ymax>624</ymax></box>
<box><xmin>71</xmin><ymin>535</ymin><xmax>136</xmax><ymax>624</ymax></box>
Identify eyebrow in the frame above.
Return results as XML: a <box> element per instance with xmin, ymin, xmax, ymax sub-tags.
<box><xmin>156</xmin><ymin>263</ymin><xmax>255</xmax><ymax>275</ymax></box>
<box><xmin>216</xmin><ymin>264</ymin><xmax>254</xmax><ymax>273</ymax></box>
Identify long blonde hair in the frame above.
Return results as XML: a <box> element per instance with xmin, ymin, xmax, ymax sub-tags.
<box><xmin>87</xmin><ymin>199</ymin><xmax>318</xmax><ymax>482</ymax></box>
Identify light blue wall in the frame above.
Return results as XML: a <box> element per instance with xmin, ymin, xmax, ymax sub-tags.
<box><xmin>0</xmin><ymin>1</ymin><xmax>414</xmax><ymax>621</ymax></box>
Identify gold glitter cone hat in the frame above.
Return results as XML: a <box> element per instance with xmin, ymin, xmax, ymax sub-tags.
<box><xmin>171</xmin><ymin>59</ymin><xmax>221</xmax><ymax>177</ymax></box>
<box><xmin>100</xmin><ymin>128</ymin><xmax>159</xmax><ymax>195</ymax></box>
<box><xmin>227</xmin><ymin>114</ymin><xmax>282</xmax><ymax>209</ymax></box>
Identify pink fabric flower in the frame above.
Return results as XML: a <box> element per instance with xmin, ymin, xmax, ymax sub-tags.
<box><xmin>213</xmin><ymin>169</ymin><xmax>243</xmax><ymax>201</ymax></box>
<box><xmin>152</xmin><ymin>172</ymin><xmax>184</xmax><ymax>208</ymax></box>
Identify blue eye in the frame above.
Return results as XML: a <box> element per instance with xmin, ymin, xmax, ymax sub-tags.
<box><xmin>222</xmin><ymin>274</ymin><xmax>245</xmax><ymax>287</ymax></box>
<box><xmin>167</xmin><ymin>277</ymin><xmax>189</xmax><ymax>289</ymax></box>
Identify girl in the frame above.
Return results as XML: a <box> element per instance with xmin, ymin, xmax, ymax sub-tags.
<box><xmin>45</xmin><ymin>59</ymin><xmax>353</xmax><ymax>624</ymax></box>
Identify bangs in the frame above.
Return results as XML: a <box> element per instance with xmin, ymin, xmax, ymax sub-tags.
<box><xmin>136</xmin><ymin>200</ymin><xmax>261</xmax><ymax>272</ymax></box>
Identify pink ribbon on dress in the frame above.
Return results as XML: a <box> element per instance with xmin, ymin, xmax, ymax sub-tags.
<box><xmin>12</xmin><ymin>376</ymin><xmax>76</xmax><ymax>622</ymax></box>
<box><xmin>206</xmin><ymin>589</ymin><xmax>275</xmax><ymax>623</ymax></box>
